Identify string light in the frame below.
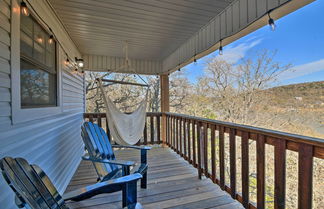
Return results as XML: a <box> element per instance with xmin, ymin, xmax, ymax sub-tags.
<box><xmin>75</xmin><ymin>57</ymin><xmax>84</xmax><ymax>68</ymax></box>
<box><xmin>193</xmin><ymin>54</ymin><xmax>197</xmax><ymax>66</ymax></box>
<box><xmin>36</xmin><ymin>36</ymin><xmax>43</xmax><ymax>44</ymax></box>
<box><xmin>219</xmin><ymin>40</ymin><xmax>223</xmax><ymax>55</ymax></box>
<box><xmin>64</xmin><ymin>58</ymin><xmax>70</xmax><ymax>66</ymax></box>
<box><xmin>48</xmin><ymin>35</ymin><xmax>54</xmax><ymax>44</ymax></box>
<box><xmin>268</xmin><ymin>12</ymin><xmax>276</xmax><ymax>31</ymax></box>
<box><xmin>20</xmin><ymin>1</ymin><xmax>29</xmax><ymax>16</ymax></box>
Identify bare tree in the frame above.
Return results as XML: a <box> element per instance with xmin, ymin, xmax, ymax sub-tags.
<box><xmin>202</xmin><ymin>50</ymin><xmax>291</xmax><ymax>125</ymax></box>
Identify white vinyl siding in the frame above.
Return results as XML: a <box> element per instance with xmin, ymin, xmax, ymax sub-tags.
<box><xmin>0</xmin><ymin>0</ymin><xmax>85</xmax><ymax>208</ymax></box>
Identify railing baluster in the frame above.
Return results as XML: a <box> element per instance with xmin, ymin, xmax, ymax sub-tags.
<box><xmin>241</xmin><ymin>131</ymin><xmax>249</xmax><ymax>208</ymax></box>
<box><xmin>89</xmin><ymin>114</ymin><xmax>94</xmax><ymax>122</ymax></box>
<box><xmin>144</xmin><ymin>118</ymin><xmax>148</xmax><ymax>145</ymax></box>
<box><xmin>97</xmin><ymin>114</ymin><xmax>102</xmax><ymax>127</ymax></box>
<box><xmin>229</xmin><ymin>128</ymin><xmax>236</xmax><ymax>199</ymax></box>
<box><xmin>219</xmin><ymin>126</ymin><xmax>225</xmax><ymax>190</ymax></box>
<box><xmin>187</xmin><ymin>120</ymin><xmax>191</xmax><ymax>163</ymax></box>
<box><xmin>257</xmin><ymin>134</ymin><xmax>265</xmax><ymax>209</ymax></box>
<box><xmin>203</xmin><ymin>123</ymin><xmax>208</xmax><ymax>177</ymax></box>
<box><xmin>197</xmin><ymin>122</ymin><xmax>202</xmax><ymax>179</ymax></box>
<box><xmin>176</xmin><ymin>117</ymin><xmax>179</xmax><ymax>153</ymax></box>
<box><xmin>166</xmin><ymin>116</ymin><xmax>169</xmax><ymax>145</ymax></box>
<box><xmin>211</xmin><ymin>124</ymin><xmax>216</xmax><ymax>183</ymax></box>
<box><xmin>192</xmin><ymin>121</ymin><xmax>196</xmax><ymax>167</ymax></box>
<box><xmin>157</xmin><ymin>115</ymin><xmax>161</xmax><ymax>143</ymax></box>
<box><xmin>150</xmin><ymin>116</ymin><xmax>154</xmax><ymax>144</ymax></box>
<box><xmin>298</xmin><ymin>144</ymin><xmax>313</xmax><ymax>209</ymax></box>
<box><xmin>179</xmin><ymin>118</ymin><xmax>183</xmax><ymax>156</ymax></box>
<box><xmin>274</xmin><ymin>139</ymin><xmax>286</xmax><ymax>209</ymax></box>
<box><xmin>183</xmin><ymin>119</ymin><xmax>187</xmax><ymax>160</ymax></box>
<box><xmin>171</xmin><ymin>117</ymin><xmax>174</xmax><ymax>149</ymax></box>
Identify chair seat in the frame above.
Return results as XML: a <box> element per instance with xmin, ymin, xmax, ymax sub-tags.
<box><xmin>102</xmin><ymin>163</ymin><xmax>148</xmax><ymax>182</ymax></box>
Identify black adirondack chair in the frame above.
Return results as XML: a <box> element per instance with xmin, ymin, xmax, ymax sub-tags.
<box><xmin>0</xmin><ymin>157</ymin><xmax>143</xmax><ymax>209</ymax></box>
<box><xmin>81</xmin><ymin>122</ymin><xmax>151</xmax><ymax>189</ymax></box>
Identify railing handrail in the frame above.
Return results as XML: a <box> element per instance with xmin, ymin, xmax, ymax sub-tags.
<box><xmin>164</xmin><ymin>112</ymin><xmax>324</xmax><ymax>149</ymax></box>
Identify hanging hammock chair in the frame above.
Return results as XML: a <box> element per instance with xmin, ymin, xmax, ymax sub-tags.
<box><xmin>97</xmin><ymin>78</ymin><xmax>148</xmax><ymax>145</ymax></box>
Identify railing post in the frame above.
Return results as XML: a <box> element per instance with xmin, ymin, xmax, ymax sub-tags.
<box><xmin>160</xmin><ymin>75</ymin><xmax>169</xmax><ymax>146</ymax></box>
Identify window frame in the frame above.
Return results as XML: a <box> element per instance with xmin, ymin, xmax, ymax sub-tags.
<box><xmin>11</xmin><ymin>1</ymin><xmax>63</xmax><ymax>124</ymax></box>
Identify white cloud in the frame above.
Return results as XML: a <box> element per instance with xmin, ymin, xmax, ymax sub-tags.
<box><xmin>218</xmin><ymin>39</ymin><xmax>263</xmax><ymax>64</ymax></box>
<box><xmin>279</xmin><ymin>59</ymin><xmax>324</xmax><ymax>81</ymax></box>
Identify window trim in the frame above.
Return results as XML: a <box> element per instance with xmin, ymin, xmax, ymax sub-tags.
<box><xmin>11</xmin><ymin>0</ymin><xmax>63</xmax><ymax>124</ymax></box>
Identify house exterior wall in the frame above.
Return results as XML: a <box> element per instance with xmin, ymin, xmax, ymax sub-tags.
<box><xmin>0</xmin><ymin>0</ymin><xmax>85</xmax><ymax>208</ymax></box>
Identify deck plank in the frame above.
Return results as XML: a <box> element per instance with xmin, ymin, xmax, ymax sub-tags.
<box><xmin>64</xmin><ymin>147</ymin><xmax>243</xmax><ymax>209</ymax></box>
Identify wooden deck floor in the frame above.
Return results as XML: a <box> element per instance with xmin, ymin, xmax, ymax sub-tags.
<box><xmin>64</xmin><ymin>147</ymin><xmax>243</xmax><ymax>209</ymax></box>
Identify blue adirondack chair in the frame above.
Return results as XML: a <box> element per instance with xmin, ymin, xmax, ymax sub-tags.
<box><xmin>0</xmin><ymin>157</ymin><xmax>143</xmax><ymax>209</ymax></box>
<box><xmin>81</xmin><ymin>122</ymin><xmax>151</xmax><ymax>189</ymax></box>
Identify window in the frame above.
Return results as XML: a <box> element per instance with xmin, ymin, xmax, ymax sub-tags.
<box><xmin>20</xmin><ymin>14</ymin><xmax>57</xmax><ymax>108</ymax></box>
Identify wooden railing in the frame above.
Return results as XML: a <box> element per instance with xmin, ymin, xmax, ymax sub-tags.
<box><xmin>83</xmin><ymin>112</ymin><xmax>162</xmax><ymax>145</ymax></box>
<box><xmin>84</xmin><ymin>112</ymin><xmax>324</xmax><ymax>209</ymax></box>
<box><xmin>164</xmin><ymin>112</ymin><xmax>324</xmax><ymax>209</ymax></box>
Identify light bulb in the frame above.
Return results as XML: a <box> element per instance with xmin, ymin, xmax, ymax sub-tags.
<box><xmin>21</xmin><ymin>2</ymin><xmax>29</xmax><ymax>16</ymax></box>
<box><xmin>77</xmin><ymin>62</ymin><xmax>84</xmax><ymax>68</ymax></box>
<box><xmin>48</xmin><ymin>35</ymin><xmax>54</xmax><ymax>44</ymax></box>
<box><xmin>75</xmin><ymin>57</ymin><xmax>84</xmax><ymax>68</ymax></box>
<box><xmin>36</xmin><ymin>36</ymin><xmax>43</xmax><ymax>44</ymax></box>
<box><xmin>219</xmin><ymin>46</ymin><xmax>223</xmax><ymax>55</ymax></box>
<box><xmin>194</xmin><ymin>58</ymin><xmax>197</xmax><ymax>66</ymax></box>
<box><xmin>268</xmin><ymin>18</ymin><xmax>276</xmax><ymax>31</ymax></box>
<box><xmin>64</xmin><ymin>58</ymin><xmax>70</xmax><ymax>65</ymax></box>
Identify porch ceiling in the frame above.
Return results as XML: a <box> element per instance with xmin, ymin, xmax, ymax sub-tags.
<box><xmin>48</xmin><ymin>0</ymin><xmax>314</xmax><ymax>74</ymax></box>
<box><xmin>49</xmin><ymin>0</ymin><xmax>233</xmax><ymax>60</ymax></box>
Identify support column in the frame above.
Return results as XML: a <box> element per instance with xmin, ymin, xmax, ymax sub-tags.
<box><xmin>160</xmin><ymin>75</ymin><xmax>169</xmax><ymax>145</ymax></box>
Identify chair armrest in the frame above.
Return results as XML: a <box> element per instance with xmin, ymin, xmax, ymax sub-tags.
<box><xmin>82</xmin><ymin>155</ymin><xmax>135</xmax><ymax>166</ymax></box>
<box><xmin>112</xmin><ymin>145</ymin><xmax>151</xmax><ymax>150</ymax></box>
<box><xmin>63</xmin><ymin>173</ymin><xmax>142</xmax><ymax>201</ymax></box>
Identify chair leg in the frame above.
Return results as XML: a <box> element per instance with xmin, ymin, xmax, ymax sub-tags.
<box><xmin>140</xmin><ymin>172</ymin><xmax>147</xmax><ymax>189</ymax></box>
<box><xmin>122</xmin><ymin>181</ymin><xmax>138</xmax><ymax>208</ymax></box>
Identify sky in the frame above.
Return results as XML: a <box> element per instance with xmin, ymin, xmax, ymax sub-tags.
<box><xmin>183</xmin><ymin>0</ymin><xmax>324</xmax><ymax>86</ymax></box>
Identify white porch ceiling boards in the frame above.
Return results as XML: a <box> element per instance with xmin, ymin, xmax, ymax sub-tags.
<box><xmin>48</xmin><ymin>0</ymin><xmax>233</xmax><ymax>60</ymax></box>
<box><xmin>48</xmin><ymin>0</ymin><xmax>314</xmax><ymax>74</ymax></box>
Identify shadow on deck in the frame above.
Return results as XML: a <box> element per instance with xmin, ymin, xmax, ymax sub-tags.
<box><xmin>64</xmin><ymin>147</ymin><xmax>243</xmax><ymax>209</ymax></box>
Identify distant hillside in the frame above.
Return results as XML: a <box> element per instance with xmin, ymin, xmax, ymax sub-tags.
<box><xmin>266</xmin><ymin>81</ymin><xmax>324</xmax><ymax>108</ymax></box>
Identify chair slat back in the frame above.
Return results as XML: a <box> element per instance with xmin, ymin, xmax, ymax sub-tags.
<box><xmin>82</xmin><ymin>122</ymin><xmax>119</xmax><ymax>179</ymax></box>
<box><xmin>0</xmin><ymin>157</ymin><xmax>67</xmax><ymax>209</ymax></box>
